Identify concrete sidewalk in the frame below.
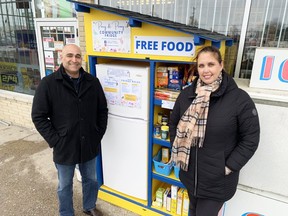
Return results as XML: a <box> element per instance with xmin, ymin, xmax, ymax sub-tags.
<box><xmin>0</xmin><ymin>123</ymin><xmax>138</xmax><ymax>216</ymax></box>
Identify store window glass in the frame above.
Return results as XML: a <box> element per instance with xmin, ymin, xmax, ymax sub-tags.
<box><xmin>240</xmin><ymin>0</ymin><xmax>288</xmax><ymax>78</ymax></box>
<box><xmin>198</xmin><ymin>0</ymin><xmax>214</xmax><ymax>30</ymax></box>
<box><xmin>0</xmin><ymin>1</ymin><xmax>40</xmax><ymax>95</ymax></box>
<box><xmin>41</xmin><ymin>26</ymin><xmax>76</xmax><ymax>76</ymax></box>
<box><xmin>98</xmin><ymin>0</ymin><xmax>248</xmax><ymax>77</ymax></box>
<box><xmin>174</xmin><ymin>1</ymin><xmax>188</xmax><ymax>24</ymax></box>
<box><xmin>223</xmin><ymin>0</ymin><xmax>245</xmax><ymax>76</ymax></box>
<box><xmin>150</xmin><ymin>0</ymin><xmax>165</xmax><ymax>18</ymax></box>
<box><xmin>185</xmin><ymin>0</ymin><xmax>201</xmax><ymax>26</ymax></box>
<box><xmin>34</xmin><ymin>0</ymin><xmax>76</xmax><ymax>18</ymax></box>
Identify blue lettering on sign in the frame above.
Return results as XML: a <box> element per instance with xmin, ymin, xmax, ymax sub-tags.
<box><xmin>176</xmin><ymin>42</ymin><xmax>184</xmax><ymax>51</ymax></box>
<box><xmin>136</xmin><ymin>40</ymin><xmax>141</xmax><ymax>49</ymax></box>
<box><xmin>136</xmin><ymin>39</ymin><xmax>194</xmax><ymax>53</ymax></box>
<box><xmin>167</xmin><ymin>42</ymin><xmax>175</xmax><ymax>51</ymax></box>
<box><xmin>136</xmin><ymin>40</ymin><xmax>159</xmax><ymax>50</ymax></box>
<box><xmin>185</xmin><ymin>42</ymin><xmax>193</xmax><ymax>51</ymax></box>
<box><xmin>161</xmin><ymin>41</ymin><xmax>193</xmax><ymax>52</ymax></box>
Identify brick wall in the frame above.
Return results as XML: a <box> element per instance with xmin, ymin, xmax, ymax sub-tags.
<box><xmin>0</xmin><ymin>90</ymin><xmax>34</xmax><ymax>129</ymax></box>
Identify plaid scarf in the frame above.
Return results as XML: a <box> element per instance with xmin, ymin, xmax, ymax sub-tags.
<box><xmin>170</xmin><ymin>73</ymin><xmax>222</xmax><ymax>171</ymax></box>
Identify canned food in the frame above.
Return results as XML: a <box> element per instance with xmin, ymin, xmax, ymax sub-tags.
<box><xmin>154</xmin><ymin>124</ymin><xmax>161</xmax><ymax>138</ymax></box>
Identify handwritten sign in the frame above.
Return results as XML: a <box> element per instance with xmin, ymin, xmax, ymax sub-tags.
<box><xmin>92</xmin><ymin>20</ymin><xmax>131</xmax><ymax>53</ymax></box>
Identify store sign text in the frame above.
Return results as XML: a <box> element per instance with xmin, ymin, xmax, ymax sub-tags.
<box><xmin>134</xmin><ymin>36</ymin><xmax>195</xmax><ymax>57</ymax></box>
<box><xmin>0</xmin><ymin>74</ymin><xmax>18</xmax><ymax>85</ymax></box>
<box><xmin>250</xmin><ymin>48</ymin><xmax>288</xmax><ymax>91</ymax></box>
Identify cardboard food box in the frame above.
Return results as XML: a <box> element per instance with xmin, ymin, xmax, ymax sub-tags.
<box><xmin>155</xmin><ymin>187</ymin><xmax>165</xmax><ymax>207</ymax></box>
<box><xmin>156</xmin><ymin>67</ymin><xmax>168</xmax><ymax>88</ymax></box>
<box><xmin>171</xmin><ymin>185</ymin><xmax>179</xmax><ymax>214</ymax></box>
<box><xmin>182</xmin><ymin>189</ymin><xmax>190</xmax><ymax>216</ymax></box>
<box><xmin>176</xmin><ymin>188</ymin><xmax>184</xmax><ymax>215</ymax></box>
<box><xmin>163</xmin><ymin>187</ymin><xmax>170</xmax><ymax>209</ymax></box>
<box><xmin>166</xmin><ymin>190</ymin><xmax>171</xmax><ymax>212</ymax></box>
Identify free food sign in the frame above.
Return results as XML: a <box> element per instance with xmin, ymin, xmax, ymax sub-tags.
<box><xmin>134</xmin><ymin>36</ymin><xmax>195</xmax><ymax>57</ymax></box>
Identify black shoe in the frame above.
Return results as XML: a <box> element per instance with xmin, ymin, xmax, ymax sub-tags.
<box><xmin>83</xmin><ymin>208</ymin><xmax>103</xmax><ymax>216</ymax></box>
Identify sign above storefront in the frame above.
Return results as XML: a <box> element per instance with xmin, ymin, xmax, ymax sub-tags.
<box><xmin>250</xmin><ymin>48</ymin><xmax>288</xmax><ymax>91</ymax></box>
<box><xmin>134</xmin><ymin>36</ymin><xmax>195</xmax><ymax>57</ymax></box>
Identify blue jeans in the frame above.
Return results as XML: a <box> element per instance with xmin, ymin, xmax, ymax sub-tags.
<box><xmin>55</xmin><ymin>157</ymin><xmax>98</xmax><ymax>216</ymax></box>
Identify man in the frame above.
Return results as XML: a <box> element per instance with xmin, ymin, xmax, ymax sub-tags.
<box><xmin>31</xmin><ymin>44</ymin><xmax>108</xmax><ymax>216</ymax></box>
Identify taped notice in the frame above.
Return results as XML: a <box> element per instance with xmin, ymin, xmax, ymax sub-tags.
<box><xmin>161</xmin><ymin>100</ymin><xmax>175</xmax><ymax>110</ymax></box>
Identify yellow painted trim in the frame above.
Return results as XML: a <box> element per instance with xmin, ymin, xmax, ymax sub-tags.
<box><xmin>98</xmin><ymin>186</ymin><xmax>163</xmax><ymax>216</ymax></box>
<box><xmin>100</xmin><ymin>185</ymin><xmax>147</xmax><ymax>205</ymax></box>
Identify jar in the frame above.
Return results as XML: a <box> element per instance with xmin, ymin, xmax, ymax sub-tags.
<box><xmin>162</xmin><ymin>114</ymin><xmax>168</xmax><ymax>126</ymax></box>
<box><xmin>161</xmin><ymin>125</ymin><xmax>169</xmax><ymax>140</ymax></box>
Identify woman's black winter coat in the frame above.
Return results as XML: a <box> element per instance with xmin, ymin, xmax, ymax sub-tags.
<box><xmin>169</xmin><ymin>71</ymin><xmax>260</xmax><ymax>202</ymax></box>
<box><xmin>31</xmin><ymin>65</ymin><xmax>108</xmax><ymax>165</ymax></box>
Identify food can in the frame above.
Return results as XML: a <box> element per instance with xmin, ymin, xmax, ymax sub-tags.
<box><xmin>154</xmin><ymin>124</ymin><xmax>161</xmax><ymax>138</ymax></box>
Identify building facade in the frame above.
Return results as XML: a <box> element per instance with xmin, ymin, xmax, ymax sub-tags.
<box><xmin>0</xmin><ymin>1</ymin><xmax>288</xmax><ymax>214</ymax></box>
<box><xmin>0</xmin><ymin>0</ymin><xmax>287</xmax><ymax>127</ymax></box>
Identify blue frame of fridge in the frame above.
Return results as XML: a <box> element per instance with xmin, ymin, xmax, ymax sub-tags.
<box><xmin>89</xmin><ymin>55</ymin><xmax>188</xmax><ymax>216</ymax></box>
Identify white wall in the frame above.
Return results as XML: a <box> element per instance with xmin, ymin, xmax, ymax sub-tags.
<box><xmin>239</xmin><ymin>103</ymin><xmax>288</xmax><ymax>197</ymax></box>
<box><xmin>226</xmin><ymin>80</ymin><xmax>288</xmax><ymax>216</ymax></box>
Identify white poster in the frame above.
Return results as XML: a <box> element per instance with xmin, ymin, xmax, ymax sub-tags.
<box><xmin>92</xmin><ymin>20</ymin><xmax>131</xmax><ymax>53</ymax></box>
<box><xmin>100</xmin><ymin>67</ymin><xmax>142</xmax><ymax>109</ymax></box>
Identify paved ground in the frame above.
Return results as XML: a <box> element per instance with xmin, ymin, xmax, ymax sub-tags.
<box><xmin>0</xmin><ymin>123</ymin><xmax>138</xmax><ymax>216</ymax></box>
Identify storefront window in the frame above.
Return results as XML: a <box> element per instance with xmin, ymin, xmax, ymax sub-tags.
<box><xmin>0</xmin><ymin>0</ymin><xmax>76</xmax><ymax>95</ymax></box>
<box><xmin>34</xmin><ymin>0</ymin><xmax>76</xmax><ymax>18</ymax></box>
<box><xmin>0</xmin><ymin>1</ymin><xmax>40</xmax><ymax>95</ymax></box>
<box><xmin>98</xmin><ymin>0</ymin><xmax>245</xmax><ymax>76</ymax></box>
<box><xmin>240</xmin><ymin>0</ymin><xmax>288</xmax><ymax>78</ymax></box>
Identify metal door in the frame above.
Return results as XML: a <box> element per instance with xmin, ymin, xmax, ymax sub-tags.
<box><xmin>35</xmin><ymin>18</ymin><xmax>78</xmax><ymax>78</ymax></box>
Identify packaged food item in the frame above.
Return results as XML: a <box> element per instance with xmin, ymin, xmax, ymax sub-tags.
<box><xmin>163</xmin><ymin>187</ymin><xmax>171</xmax><ymax>209</ymax></box>
<box><xmin>177</xmin><ymin>188</ymin><xmax>184</xmax><ymax>215</ymax></box>
<box><xmin>156</xmin><ymin>67</ymin><xmax>168</xmax><ymax>88</ymax></box>
<box><xmin>155</xmin><ymin>187</ymin><xmax>165</xmax><ymax>207</ymax></box>
<box><xmin>182</xmin><ymin>189</ymin><xmax>189</xmax><ymax>216</ymax></box>
<box><xmin>167</xmin><ymin>66</ymin><xmax>184</xmax><ymax>90</ymax></box>
<box><xmin>154</xmin><ymin>88</ymin><xmax>180</xmax><ymax>100</ymax></box>
<box><xmin>171</xmin><ymin>185</ymin><xmax>179</xmax><ymax>214</ymax></box>
<box><xmin>161</xmin><ymin>114</ymin><xmax>168</xmax><ymax>126</ymax></box>
<box><xmin>166</xmin><ymin>190</ymin><xmax>171</xmax><ymax>212</ymax></box>
<box><xmin>161</xmin><ymin>147</ymin><xmax>170</xmax><ymax>163</ymax></box>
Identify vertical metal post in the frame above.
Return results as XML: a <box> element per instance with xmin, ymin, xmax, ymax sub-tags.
<box><xmin>277</xmin><ymin>0</ymin><xmax>288</xmax><ymax>47</ymax></box>
<box><xmin>234</xmin><ymin>0</ymin><xmax>252</xmax><ymax>78</ymax></box>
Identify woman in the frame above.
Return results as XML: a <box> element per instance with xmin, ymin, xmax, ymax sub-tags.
<box><xmin>169</xmin><ymin>46</ymin><xmax>260</xmax><ymax>216</ymax></box>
